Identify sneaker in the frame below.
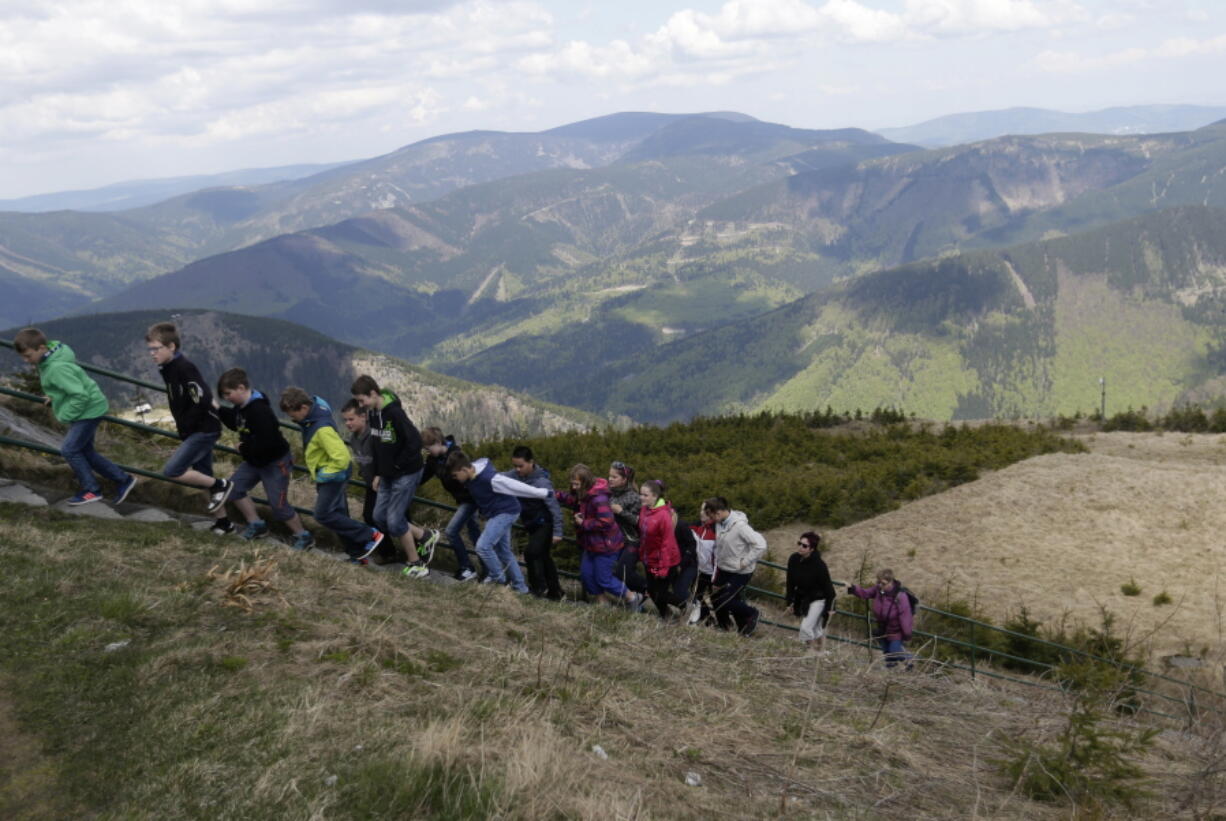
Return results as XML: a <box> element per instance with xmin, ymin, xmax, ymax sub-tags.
<box><xmin>454</xmin><ymin>568</ymin><xmax>478</xmax><ymax>582</ymax></box>
<box><xmin>290</xmin><ymin>531</ymin><xmax>315</xmax><ymax>551</ymax></box>
<box><xmin>240</xmin><ymin>520</ymin><xmax>270</xmax><ymax>541</ymax></box>
<box><xmin>480</xmin><ymin>575</ymin><xmax>502</xmax><ymax>585</ymax></box>
<box><xmin>740</xmin><ymin>609</ymin><xmax>760</xmax><ymax>638</ymax></box>
<box><xmin>348</xmin><ymin>557</ymin><xmax>369</xmax><ymax>566</ymax></box>
<box><xmin>417</xmin><ymin>528</ymin><xmax>440</xmax><ymax>564</ymax></box>
<box><xmin>209</xmin><ymin>519</ymin><xmax>235</xmax><ymax>536</ymax></box>
<box><xmin>356</xmin><ymin>530</ymin><xmax>384</xmax><ymax>561</ymax></box>
<box><xmin>402</xmin><ymin>563</ymin><xmax>429</xmax><ymax>580</ymax></box>
<box><xmin>626</xmin><ymin>592</ymin><xmax>645</xmax><ymax>613</ymax></box>
<box><xmin>205</xmin><ymin>478</ymin><xmax>233</xmax><ymax>513</ymax></box>
<box><xmin>112</xmin><ymin>475</ymin><xmax>138</xmax><ymax>506</ymax></box>
<box><xmin>67</xmin><ymin>491</ymin><xmax>103</xmax><ymax>506</ymax></box>
<box><xmin>686</xmin><ymin>601</ymin><xmax>703</xmax><ymax>625</ymax></box>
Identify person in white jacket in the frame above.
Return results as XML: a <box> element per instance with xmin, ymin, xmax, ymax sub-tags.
<box><xmin>705</xmin><ymin>496</ymin><xmax>767</xmax><ymax>636</ymax></box>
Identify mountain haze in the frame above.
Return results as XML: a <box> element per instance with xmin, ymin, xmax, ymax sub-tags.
<box><xmin>877</xmin><ymin>103</ymin><xmax>1226</xmax><ymax>147</ymax></box>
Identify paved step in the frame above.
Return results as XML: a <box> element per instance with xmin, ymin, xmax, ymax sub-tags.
<box><xmin>0</xmin><ymin>481</ymin><xmax>48</xmax><ymax>508</ymax></box>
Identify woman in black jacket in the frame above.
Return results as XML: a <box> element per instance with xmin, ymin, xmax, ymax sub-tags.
<box><xmin>784</xmin><ymin>531</ymin><xmax>836</xmax><ymax>653</ymax></box>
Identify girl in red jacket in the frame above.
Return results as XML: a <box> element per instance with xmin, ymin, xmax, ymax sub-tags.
<box><xmin>637</xmin><ymin>479</ymin><xmax>682</xmax><ymax>619</ymax></box>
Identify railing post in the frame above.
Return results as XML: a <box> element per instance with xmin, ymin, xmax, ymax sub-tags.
<box><xmin>970</xmin><ymin>620</ymin><xmax>977</xmax><ymax>679</ymax></box>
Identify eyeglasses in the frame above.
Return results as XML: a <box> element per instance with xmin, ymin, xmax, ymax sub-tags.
<box><xmin>147</xmin><ymin>344</ymin><xmax>165</xmax><ymax>352</ymax></box>
<box><xmin>797</xmin><ymin>541</ymin><xmax>811</xmax><ymax>549</ymax></box>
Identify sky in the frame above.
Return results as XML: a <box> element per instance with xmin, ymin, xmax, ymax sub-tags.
<box><xmin>2</xmin><ymin>0</ymin><xmax>1225</xmax><ymax>198</ymax></box>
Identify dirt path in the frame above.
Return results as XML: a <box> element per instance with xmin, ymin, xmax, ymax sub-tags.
<box><xmin>763</xmin><ymin>431</ymin><xmax>1226</xmax><ymax>664</ymax></box>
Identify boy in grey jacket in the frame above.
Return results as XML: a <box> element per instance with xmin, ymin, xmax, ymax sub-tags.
<box><xmin>706</xmin><ymin>496</ymin><xmax>768</xmax><ymax>636</ymax></box>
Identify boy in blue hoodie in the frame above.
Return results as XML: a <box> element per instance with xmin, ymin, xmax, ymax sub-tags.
<box><xmin>446</xmin><ymin>450</ymin><xmax>552</xmax><ymax>595</ymax></box>
<box><xmin>13</xmin><ymin>327</ymin><xmax>136</xmax><ymax>506</ymax></box>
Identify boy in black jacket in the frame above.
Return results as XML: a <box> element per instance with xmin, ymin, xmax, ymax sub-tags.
<box><xmin>145</xmin><ymin>322</ymin><xmax>232</xmax><ymax>533</ymax></box>
<box><xmin>351</xmin><ymin>375</ymin><xmax>439</xmax><ymax>579</ymax></box>
<box><xmin>215</xmin><ymin>368</ymin><xmax>313</xmax><ymax>549</ymax></box>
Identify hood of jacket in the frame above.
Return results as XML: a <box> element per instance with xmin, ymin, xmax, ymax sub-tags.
<box><xmin>40</xmin><ymin>339</ymin><xmax>75</xmax><ymax>368</ymax></box>
<box><xmin>718</xmin><ymin>510</ymin><xmax>749</xmax><ymax>531</ymax></box>
<box><xmin>586</xmin><ymin>477</ymin><xmax>611</xmax><ymax>498</ymax></box>
<box><xmin>300</xmin><ymin>396</ymin><xmax>335</xmax><ymax>446</ymax></box>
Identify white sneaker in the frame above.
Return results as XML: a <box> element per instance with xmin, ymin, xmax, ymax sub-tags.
<box><xmin>455</xmin><ymin>568</ymin><xmax>478</xmax><ymax>582</ymax></box>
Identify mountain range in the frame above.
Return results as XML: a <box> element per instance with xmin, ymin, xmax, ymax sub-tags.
<box><xmin>8</xmin><ymin>106</ymin><xmax>1226</xmax><ymax>427</ymax></box>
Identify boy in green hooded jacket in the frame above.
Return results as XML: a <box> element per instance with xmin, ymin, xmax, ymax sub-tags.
<box><xmin>13</xmin><ymin>327</ymin><xmax>137</xmax><ymax>506</ymax></box>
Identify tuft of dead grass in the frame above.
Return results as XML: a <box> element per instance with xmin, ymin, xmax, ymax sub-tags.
<box><xmin>202</xmin><ymin>554</ymin><xmax>287</xmax><ymax>614</ymax></box>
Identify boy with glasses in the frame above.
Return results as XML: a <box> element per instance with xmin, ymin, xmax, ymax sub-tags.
<box><xmin>145</xmin><ymin>322</ymin><xmax>232</xmax><ymax>532</ymax></box>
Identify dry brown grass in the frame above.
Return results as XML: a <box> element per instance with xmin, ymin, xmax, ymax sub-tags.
<box><xmin>0</xmin><ymin>503</ymin><xmax>1218</xmax><ymax>818</ymax></box>
<box><xmin>766</xmin><ymin>431</ymin><xmax>1226</xmax><ymax>666</ymax></box>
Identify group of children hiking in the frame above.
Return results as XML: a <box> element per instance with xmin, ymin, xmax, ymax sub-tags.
<box><xmin>11</xmin><ymin>322</ymin><xmax>916</xmax><ymax>661</ymax></box>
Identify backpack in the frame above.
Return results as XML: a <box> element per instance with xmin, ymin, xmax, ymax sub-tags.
<box><xmin>898</xmin><ymin>585</ymin><xmax>920</xmax><ymax>613</ymax></box>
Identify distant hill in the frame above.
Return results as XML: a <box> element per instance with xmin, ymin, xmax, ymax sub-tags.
<box><xmin>877</xmin><ymin>104</ymin><xmax>1226</xmax><ymax>147</ymax></box>
<box><xmin>581</xmin><ymin>205</ymin><xmax>1226</xmax><ymax>423</ymax></box>
<box><xmin>0</xmin><ymin>161</ymin><xmax>352</xmax><ymax>213</ymax></box>
<box><xmin>4</xmin><ymin>111</ymin><xmax>908</xmax><ymax>326</ymax></box>
<box><xmin>1</xmin><ymin>309</ymin><xmax>609</xmax><ymax>441</ymax></box>
<box><xmin>82</xmin><ymin>118</ymin><xmax>907</xmax><ymax>358</ymax></box>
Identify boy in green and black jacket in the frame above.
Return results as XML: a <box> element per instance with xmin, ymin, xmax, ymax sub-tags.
<box><xmin>13</xmin><ymin>327</ymin><xmax>136</xmax><ymax>506</ymax></box>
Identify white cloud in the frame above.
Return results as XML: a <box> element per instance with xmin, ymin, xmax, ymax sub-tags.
<box><xmin>1035</xmin><ymin>31</ymin><xmax>1226</xmax><ymax>72</ymax></box>
<box><xmin>0</xmin><ymin>0</ymin><xmax>551</xmax><ymax>149</ymax></box>
<box><xmin>516</xmin><ymin>0</ymin><xmax>1088</xmax><ymax>87</ymax></box>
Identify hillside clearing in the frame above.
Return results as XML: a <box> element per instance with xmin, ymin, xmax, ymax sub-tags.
<box><xmin>766</xmin><ymin>432</ymin><xmax>1226</xmax><ymax>663</ymax></box>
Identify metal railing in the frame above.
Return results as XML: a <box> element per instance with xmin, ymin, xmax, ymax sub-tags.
<box><xmin>1</xmin><ymin>341</ymin><xmax>1219</xmax><ymax>722</ymax></box>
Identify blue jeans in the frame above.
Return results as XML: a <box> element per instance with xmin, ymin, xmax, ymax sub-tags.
<box><xmin>163</xmin><ymin>431</ymin><xmax>219</xmax><ymax>478</ymax></box>
<box><xmin>878</xmin><ymin>638</ymin><xmax>914</xmax><ymax>669</ymax></box>
<box><xmin>372</xmin><ymin>469</ymin><xmax>422</xmax><ymax>538</ymax></box>
<box><xmin>445</xmin><ymin>502</ymin><xmax>480</xmax><ymax>572</ymax></box>
<box><xmin>61</xmin><ymin>417</ymin><xmax>128</xmax><ymax>495</ymax></box>
<box><xmin>579</xmin><ymin>550</ymin><xmax>627</xmax><ymax>598</ymax></box>
<box><xmin>314</xmin><ymin>481</ymin><xmax>375</xmax><ymax>556</ymax></box>
<box><xmin>229</xmin><ymin>453</ymin><xmax>295</xmax><ymax>521</ymax></box>
<box><xmin>474</xmin><ymin>512</ymin><xmax>528</xmax><ymax>593</ymax></box>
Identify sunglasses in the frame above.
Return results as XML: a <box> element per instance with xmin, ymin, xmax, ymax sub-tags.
<box><xmin>797</xmin><ymin>541</ymin><xmax>812</xmax><ymax>548</ymax></box>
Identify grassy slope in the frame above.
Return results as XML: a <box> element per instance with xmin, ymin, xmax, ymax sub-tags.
<box><xmin>0</xmin><ymin>502</ymin><xmax>1205</xmax><ymax>819</ymax></box>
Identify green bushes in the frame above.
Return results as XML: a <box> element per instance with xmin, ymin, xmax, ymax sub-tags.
<box><xmin>472</xmin><ymin>410</ymin><xmax>1083</xmax><ymax>531</ymax></box>
<box><xmin>1098</xmin><ymin>403</ymin><xmax>1226</xmax><ymax>433</ymax></box>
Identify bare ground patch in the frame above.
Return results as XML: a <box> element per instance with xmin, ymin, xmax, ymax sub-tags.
<box><xmin>766</xmin><ymin>431</ymin><xmax>1226</xmax><ymax>664</ymax></box>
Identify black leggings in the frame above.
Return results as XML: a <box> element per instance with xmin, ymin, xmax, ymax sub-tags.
<box><xmin>646</xmin><ymin>566</ymin><xmax>681</xmax><ymax>618</ymax></box>
<box><xmin>523</xmin><ymin>524</ymin><xmax>562</xmax><ymax>600</ymax></box>
<box><xmin>615</xmin><ymin>547</ymin><xmax>647</xmax><ymax>593</ymax></box>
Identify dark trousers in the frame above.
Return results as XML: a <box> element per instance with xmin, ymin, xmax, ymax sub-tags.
<box><xmin>711</xmin><ymin>571</ymin><xmax>758</xmax><ymax>633</ymax></box>
<box><xmin>615</xmin><ymin>546</ymin><xmax>647</xmax><ymax>593</ymax></box>
<box><xmin>646</xmin><ymin>566</ymin><xmax>681</xmax><ymax>618</ymax></box>
<box><xmin>673</xmin><ymin>564</ymin><xmax>698</xmax><ymax>607</ymax></box>
<box><xmin>315</xmin><ymin>481</ymin><xmax>374</xmax><ymax>558</ymax></box>
<box><xmin>523</xmin><ymin>524</ymin><xmax>562</xmax><ymax>600</ymax></box>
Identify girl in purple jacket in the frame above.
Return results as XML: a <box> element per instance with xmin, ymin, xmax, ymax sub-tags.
<box><xmin>556</xmin><ymin>464</ymin><xmax>644</xmax><ymax>610</ymax></box>
<box><xmin>848</xmin><ymin>568</ymin><xmax>914</xmax><ymax>669</ymax></box>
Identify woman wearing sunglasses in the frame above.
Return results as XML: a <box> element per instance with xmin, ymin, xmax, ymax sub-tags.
<box><xmin>785</xmin><ymin>532</ymin><xmax>836</xmax><ymax>653</ymax></box>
